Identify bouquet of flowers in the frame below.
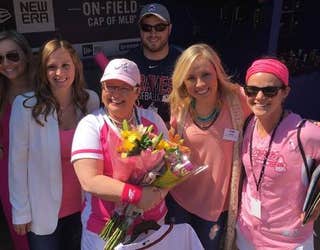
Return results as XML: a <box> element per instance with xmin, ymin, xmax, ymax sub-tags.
<box><xmin>99</xmin><ymin>120</ymin><xmax>207</xmax><ymax>249</ymax></box>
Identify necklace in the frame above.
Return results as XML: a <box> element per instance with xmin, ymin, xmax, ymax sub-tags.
<box><xmin>190</xmin><ymin>98</ymin><xmax>221</xmax><ymax>130</ymax></box>
<box><xmin>105</xmin><ymin>107</ymin><xmax>140</xmax><ymax>129</ymax></box>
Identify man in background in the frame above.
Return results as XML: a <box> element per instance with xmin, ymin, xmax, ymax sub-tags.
<box><xmin>126</xmin><ymin>3</ymin><xmax>182</xmax><ymax>125</ymax></box>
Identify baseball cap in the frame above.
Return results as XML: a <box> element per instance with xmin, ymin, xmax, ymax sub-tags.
<box><xmin>139</xmin><ymin>3</ymin><xmax>170</xmax><ymax>23</ymax></box>
<box><xmin>100</xmin><ymin>58</ymin><xmax>141</xmax><ymax>87</ymax></box>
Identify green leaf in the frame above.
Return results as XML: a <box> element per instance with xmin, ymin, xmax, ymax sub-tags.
<box><xmin>122</xmin><ymin>120</ymin><xmax>130</xmax><ymax>131</ymax></box>
<box><xmin>152</xmin><ymin>133</ymin><xmax>163</xmax><ymax>148</ymax></box>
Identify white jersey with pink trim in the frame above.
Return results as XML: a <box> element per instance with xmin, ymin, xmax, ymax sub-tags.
<box><xmin>114</xmin><ymin>223</ymin><xmax>204</xmax><ymax>250</ymax></box>
<box><xmin>71</xmin><ymin>107</ymin><xmax>168</xmax><ymax>234</ymax></box>
<box><xmin>237</xmin><ymin>112</ymin><xmax>320</xmax><ymax>249</ymax></box>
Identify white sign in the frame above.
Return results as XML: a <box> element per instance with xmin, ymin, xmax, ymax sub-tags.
<box><xmin>13</xmin><ymin>0</ymin><xmax>55</xmax><ymax>33</ymax></box>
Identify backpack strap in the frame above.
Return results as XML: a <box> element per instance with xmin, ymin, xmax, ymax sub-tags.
<box><xmin>224</xmin><ymin>92</ymin><xmax>245</xmax><ymax>250</ymax></box>
<box><xmin>243</xmin><ymin>113</ymin><xmax>254</xmax><ymax>135</ymax></box>
<box><xmin>297</xmin><ymin>119</ymin><xmax>310</xmax><ymax>182</ymax></box>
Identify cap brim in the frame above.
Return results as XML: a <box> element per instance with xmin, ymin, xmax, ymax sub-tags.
<box><xmin>100</xmin><ymin>74</ymin><xmax>137</xmax><ymax>87</ymax></box>
<box><xmin>139</xmin><ymin>13</ymin><xmax>168</xmax><ymax>23</ymax></box>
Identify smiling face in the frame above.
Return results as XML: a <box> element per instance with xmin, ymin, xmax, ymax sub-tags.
<box><xmin>46</xmin><ymin>48</ymin><xmax>75</xmax><ymax>94</ymax></box>
<box><xmin>246</xmin><ymin>72</ymin><xmax>290</xmax><ymax>120</ymax></box>
<box><xmin>0</xmin><ymin>39</ymin><xmax>27</xmax><ymax>82</ymax></box>
<box><xmin>184</xmin><ymin>56</ymin><xmax>219</xmax><ymax>104</ymax></box>
<box><xmin>102</xmin><ymin>79</ymin><xmax>140</xmax><ymax>120</ymax></box>
<box><xmin>139</xmin><ymin>15</ymin><xmax>171</xmax><ymax>53</ymax></box>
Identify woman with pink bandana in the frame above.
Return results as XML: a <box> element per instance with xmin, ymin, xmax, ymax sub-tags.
<box><xmin>237</xmin><ymin>58</ymin><xmax>320</xmax><ymax>249</ymax></box>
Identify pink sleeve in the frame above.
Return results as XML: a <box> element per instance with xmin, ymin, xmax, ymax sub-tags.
<box><xmin>303</xmin><ymin>121</ymin><xmax>320</xmax><ymax>161</ymax></box>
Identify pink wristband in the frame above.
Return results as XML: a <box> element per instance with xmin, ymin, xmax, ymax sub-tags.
<box><xmin>121</xmin><ymin>184</ymin><xmax>142</xmax><ymax>204</ymax></box>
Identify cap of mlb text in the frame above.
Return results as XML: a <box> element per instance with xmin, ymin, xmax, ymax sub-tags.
<box><xmin>100</xmin><ymin>58</ymin><xmax>141</xmax><ymax>87</ymax></box>
<box><xmin>139</xmin><ymin>3</ymin><xmax>170</xmax><ymax>23</ymax></box>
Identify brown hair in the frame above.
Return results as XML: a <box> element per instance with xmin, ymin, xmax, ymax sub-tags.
<box><xmin>26</xmin><ymin>39</ymin><xmax>89</xmax><ymax>126</ymax></box>
<box><xmin>0</xmin><ymin>30</ymin><xmax>34</xmax><ymax>114</ymax></box>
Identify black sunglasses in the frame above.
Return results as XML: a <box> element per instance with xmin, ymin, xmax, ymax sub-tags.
<box><xmin>244</xmin><ymin>85</ymin><xmax>286</xmax><ymax>98</ymax></box>
<box><xmin>140</xmin><ymin>23</ymin><xmax>169</xmax><ymax>32</ymax></box>
<box><xmin>0</xmin><ymin>51</ymin><xmax>20</xmax><ymax>64</ymax></box>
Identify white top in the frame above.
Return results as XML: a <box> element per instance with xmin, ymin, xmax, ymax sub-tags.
<box><xmin>114</xmin><ymin>223</ymin><xmax>204</xmax><ymax>250</ymax></box>
<box><xmin>9</xmin><ymin>90</ymin><xmax>100</xmax><ymax>235</ymax></box>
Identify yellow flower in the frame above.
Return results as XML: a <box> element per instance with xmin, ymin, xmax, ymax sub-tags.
<box><xmin>122</xmin><ymin>139</ymin><xmax>136</xmax><ymax>152</ymax></box>
<box><xmin>121</xmin><ymin>130</ymin><xmax>141</xmax><ymax>141</ymax></box>
<box><xmin>117</xmin><ymin>129</ymin><xmax>142</xmax><ymax>154</ymax></box>
<box><xmin>156</xmin><ymin>139</ymin><xmax>171</xmax><ymax>151</ymax></box>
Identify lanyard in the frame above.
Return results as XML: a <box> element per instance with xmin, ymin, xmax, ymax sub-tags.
<box><xmin>249</xmin><ymin>111</ymin><xmax>285</xmax><ymax>191</ymax></box>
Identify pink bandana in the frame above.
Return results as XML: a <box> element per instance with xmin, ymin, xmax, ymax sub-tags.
<box><xmin>245</xmin><ymin>58</ymin><xmax>289</xmax><ymax>86</ymax></box>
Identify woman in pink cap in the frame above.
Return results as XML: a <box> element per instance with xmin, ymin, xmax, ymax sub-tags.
<box><xmin>71</xmin><ymin>58</ymin><xmax>170</xmax><ymax>249</ymax></box>
<box><xmin>236</xmin><ymin>57</ymin><xmax>320</xmax><ymax>249</ymax></box>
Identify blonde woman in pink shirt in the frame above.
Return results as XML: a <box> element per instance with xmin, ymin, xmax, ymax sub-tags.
<box><xmin>167</xmin><ymin>43</ymin><xmax>251</xmax><ymax>249</ymax></box>
<box><xmin>237</xmin><ymin>58</ymin><xmax>320</xmax><ymax>249</ymax></box>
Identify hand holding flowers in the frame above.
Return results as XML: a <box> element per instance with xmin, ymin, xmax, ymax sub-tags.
<box><xmin>100</xmin><ymin>120</ymin><xmax>207</xmax><ymax>249</ymax></box>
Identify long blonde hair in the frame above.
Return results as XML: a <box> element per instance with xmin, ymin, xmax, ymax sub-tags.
<box><xmin>169</xmin><ymin>43</ymin><xmax>238</xmax><ymax>116</ymax></box>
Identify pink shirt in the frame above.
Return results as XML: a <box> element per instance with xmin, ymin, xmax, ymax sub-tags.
<box><xmin>71</xmin><ymin>107</ymin><xmax>168</xmax><ymax>234</ymax></box>
<box><xmin>0</xmin><ymin>104</ymin><xmax>11</xmax><ymax>200</ymax></box>
<box><xmin>58</xmin><ymin>129</ymin><xmax>82</xmax><ymax>218</ymax></box>
<box><xmin>170</xmin><ymin>89</ymin><xmax>250</xmax><ymax>221</ymax></box>
<box><xmin>238</xmin><ymin>113</ymin><xmax>320</xmax><ymax>249</ymax></box>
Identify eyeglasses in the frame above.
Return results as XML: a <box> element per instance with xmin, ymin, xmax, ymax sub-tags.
<box><xmin>0</xmin><ymin>51</ymin><xmax>20</xmax><ymax>64</ymax></box>
<box><xmin>103</xmin><ymin>84</ymin><xmax>135</xmax><ymax>94</ymax></box>
<box><xmin>140</xmin><ymin>23</ymin><xmax>169</xmax><ymax>32</ymax></box>
<box><xmin>244</xmin><ymin>85</ymin><xmax>286</xmax><ymax>98</ymax></box>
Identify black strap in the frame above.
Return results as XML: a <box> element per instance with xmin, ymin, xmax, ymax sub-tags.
<box><xmin>249</xmin><ymin>111</ymin><xmax>285</xmax><ymax>191</ymax></box>
<box><xmin>297</xmin><ymin>119</ymin><xmax>310</xmax><ymax>182</ymax></box>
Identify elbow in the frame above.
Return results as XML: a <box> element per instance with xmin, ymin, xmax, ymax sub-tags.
<box><xmin>78</xmin><ymin>178</ymin><xmax>93</xmax><ymax>193</ymax></box>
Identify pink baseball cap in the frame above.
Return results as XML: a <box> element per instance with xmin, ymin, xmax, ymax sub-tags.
<box><xmin>100</xmin><ymin>58</ymin><xmax>141</xmax><ymax>86</ymax></box>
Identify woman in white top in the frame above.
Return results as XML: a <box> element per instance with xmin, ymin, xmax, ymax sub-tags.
<box><xmin>71</xmin><ymin>58</ymin><xmax>169</xmax><ymax>250</ymax></box>
<box><xmin>9</xmin><ymin>39</ymin><xmax>100</xmax><ymax>250</ymax></box>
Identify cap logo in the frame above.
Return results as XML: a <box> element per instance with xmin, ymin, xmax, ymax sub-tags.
<box><xmin>148</xmin><ymin>4</ymin><xmax>156</xmax><ymax>12</ymax></box>
<box><xmin>114</xmin><ymin>62</ymin><xmax>129</xmax><ymax>72</ymax></box>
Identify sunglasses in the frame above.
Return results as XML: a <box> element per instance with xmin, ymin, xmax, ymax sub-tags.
<box><xmin>244</xmin><ymin>85</ymin><xmax>286</xmax><ymax>98</ymax></box>
<box><xmin>0</xmin><ymin>51</ymin><xmax>20</xmax><ymax>64</ymax></box>
<box><xmin>140</xmin><ymin>23</ymin><xmax>169</xmax><ymax>32</ymax></box>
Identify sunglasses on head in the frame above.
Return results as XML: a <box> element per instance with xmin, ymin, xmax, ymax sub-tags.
<box><xmin>0</xmin><ymin>51</ymin><xmax>20</xmax><ymax>64</ymax></box>
<box><xmin>244</xmin><ymin>85</ymin><xmax>286</xmax><ymax>98</ymax></box>
<box><xmin>140</xmin><ymin>23</ymin><xmax>169</xmax><ymax>32</ymax></box>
